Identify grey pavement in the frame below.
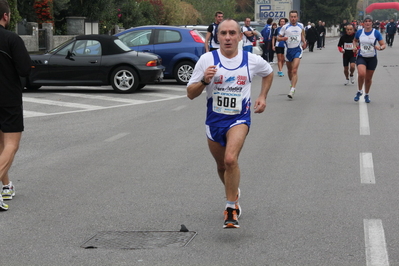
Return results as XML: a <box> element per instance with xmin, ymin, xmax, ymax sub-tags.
<box><xmin>2</xmin><ymin>37</ymin><xmax>399</xmax><ymax>265</ymax></box>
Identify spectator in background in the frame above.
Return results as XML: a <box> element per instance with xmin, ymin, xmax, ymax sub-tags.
<box><xmin>205</xmin><ymin>11</ymin><xmax>224</xmax><ymax>52</ymax></box>
<box><xmin>241</xmin><ymin>17</ymin><xmax>256</xmax><ymax>53</ymax></box>
<box><xmin>261</xmin><ymin>18</ymin><xmax>273</xmax><ymax>62</ymax></box>
<box><xmin>0</xmin><ymin>0</ymin><xmax>31</xmax><ymax>211</ymax></box>
<box><xmin>379</xmin><ymin>20</ymin><xmax>386</xmax><ymax>33</ymax></box>
<box><xmin>269</xmin><ymin>22</ymin><xmax>277</xmax><ymax>63</ymax></box>
<box><xmin>386</xmin><ymin>18</ymin><xmax>397</xmax><ymax>47</ymax></box>
<box><xmin>306</xmin><ymin>23</ymin><xmax>318</xmax><ymax>52</ymax></box>
<box><xmin>316</xmin><ymin>20</ymin><xmax>325</xmax><ymax>50</ymax></box>
<box><xmin>340</xmin><ymin>19</ymin><xmax>349</xmax><ymax>36</ymax></box>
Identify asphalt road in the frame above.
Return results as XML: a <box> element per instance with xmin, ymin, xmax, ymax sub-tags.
<box><xmin>2</xmin><ymin>38</ymin><xmax>399</xmax><ymax>266</ymax></box>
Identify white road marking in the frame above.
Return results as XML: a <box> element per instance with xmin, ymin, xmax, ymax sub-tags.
<box><xmin>364</xmin><ymin>219</ymin><xmax>390</xmax><ymax>266</ymax></box>
<box><xmin>360</xmin><ymin>100</ymin><xmax>370</xmax><ymax>135</ymax></box>
<box><xmin>137</xmin><ymin>92</ymin><xmax>183</xmax><ymax>99</ymax></box>
<box><xmin>104</xmin><ymin>133</ymin><xmax>130</xmax><ymax>142</ymax></box>
<box><xmin>172</xmin><ymin>105</ymin><xmax>187</xmax><ymax>111</ymax></box>
<box><xmin>55</xmin><ymin>93</ymin><xmax>147</xmax><ymax>104</ymax></box>
<box><xmin>23</xmin><ymin>110</ymin><xmax>49</xmax><ymax>118</ymax></box>
<box><xmin>23</xmin><ymin>94</ymin><xmax>187</xmax><ymax>118</ymax></box>
<box><xmin>360</xmin><ymin>153</ymin><xmax>375</xmax><ymax>184</ymax></box>
<box><xmin>23</xmin><ymin>97</ymin><xmax>102</xmax><ymax>110</ymax></box>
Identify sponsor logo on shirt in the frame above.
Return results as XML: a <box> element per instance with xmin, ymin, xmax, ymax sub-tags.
<box><xmin>225</xmin><ymin>76</ymin><xmax>236</xmax><ymax>83</ymax></box>
<box><xmin>237</xmin><ymin>75</ymin><xmax>247</xmax><ymax>85</ymax></box>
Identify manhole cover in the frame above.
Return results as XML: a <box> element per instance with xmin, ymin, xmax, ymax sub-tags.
<box><xmin>81</xmin><ymin>231</ymin><xmax>197</xmax><ymax>250</ymax></box>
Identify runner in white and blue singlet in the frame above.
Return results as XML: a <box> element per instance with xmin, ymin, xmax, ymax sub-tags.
<box><xmin>187</xmin><ymin>19</ymin><xmax>273</xmax><ymax>229</ymax></box>
<box><xmin>273</xmin><ymin>17</ymin><xmax>288</xmax><ymax>77</ymax></box>
<box><xmin>277</xmin><ymin>10</ymin><xmax>306</xmax><ymax>99</ymax></box>
<box><xmin>352</xmin><ymin>15</ymin><xmax>385</xmax><ymax>103</ymax></box>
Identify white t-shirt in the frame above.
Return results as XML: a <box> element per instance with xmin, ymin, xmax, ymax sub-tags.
<box><xmin>241</xmin><ymin>25</ymin><xmax>255</xmax><ymax>47</ymax></box>
<box><xmin>188</xmin><ymin>50</ymin><xmax>273</xmax><ymax>126</ymax></box>
<box><xmin>279</xmin><ymin>22</ymin><xmax>304</xmax><ymax>49</ymax></box>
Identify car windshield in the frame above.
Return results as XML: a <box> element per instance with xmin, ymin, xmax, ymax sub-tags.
<box><xmin>114</xmin><ymin>39</ymin><xmax>132</xmax><ymax>51</ymax></box>
<box><xmin>47</xmin><ymin>39</ymin><xmax>73</xmax><ymax>54</ymax></box>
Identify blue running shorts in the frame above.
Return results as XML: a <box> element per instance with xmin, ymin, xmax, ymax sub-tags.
<box><xmin>356</xmin><ymin>56</ymin><xmax>378</xmax><ymax>71</ymax></box>
<box><xmin>285</xmin><ymin>46</ymin><xmax>303</xmax><ymax>62</ymax></box>
<box><xmin>206</xmin><ymin>121</ymin><xmax>250</xmax><ymax>147</ymax></box>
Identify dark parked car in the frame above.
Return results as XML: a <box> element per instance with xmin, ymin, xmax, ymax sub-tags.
<box><xmin>115</xmin><ymin>25</ymin><xmax>205</xmax><ymax>85</ymax></box>
<box><xmin>26</xmin><ymin>35</ymin><xmax>164</xmax><ymax>93</ymax></box>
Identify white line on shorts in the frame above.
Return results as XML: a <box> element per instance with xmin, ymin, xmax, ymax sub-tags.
<box><xmin>364</xmin><ymin>219</ymin><xmax>390</xmax><ymax>266</ymax></box>
<box><xmin>360</xmin><ymin>153</ymin><xmax>375</xmax><ymax>184</ymax></box>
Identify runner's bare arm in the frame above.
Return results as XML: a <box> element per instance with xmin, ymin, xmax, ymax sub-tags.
<box><xmin>187</xmin><ymin>65</ymin><xmax>217</xmax><ymax>100</ymax></box>
<box><xmin>254</xmin><ymin>72</ymin><xmax>273</xmax><ymax>114</ymax></box>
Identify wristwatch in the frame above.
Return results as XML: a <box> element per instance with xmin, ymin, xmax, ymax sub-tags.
<box><xmin>201</xmin><ymin>77</ymin><xmax>210</xmax><ymax>85</ymax></box>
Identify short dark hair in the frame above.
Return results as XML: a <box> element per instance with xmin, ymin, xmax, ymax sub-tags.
<box><xmin>215</xmin><ymin>11</ymin><xmax>223</xmax><ymax>17</ymax></box>
<box><xmin>218</xmin><ymin>18</ymin><xmax>240</xmax><ymax>33</ymax></box>
<box><xmin>0</xmin><ymin>0</ymin><xmax>10</xmax><ymax>16</ymax></box>
<box><xmin>289</xmin><ymin>10</ymin><xmax>298</xmax><ymax>15</ymax></box>
<box><xmin>267</xmin><ymin>18</ymin><xmax>273</xmax><ymax>24</ymax></box>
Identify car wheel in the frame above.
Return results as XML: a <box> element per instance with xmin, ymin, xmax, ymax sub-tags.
<box><xmin>137</xmin><ymin>84</ymin><xmax>146</xmax><ymax>90</ymax></box>
<box><xmin>25</xmin><ymin>79</ymin><xmax>41</xmax><ymax>91</ymax></box>
<box><xmin>174</xmin><ymin>61</ymin><xmax>194</xmax><ymax>85</ymax></box>
<box><xmin>111</xmin><ymin>66</ymin><xmax>139</xmax><ymax>93</ymax></box>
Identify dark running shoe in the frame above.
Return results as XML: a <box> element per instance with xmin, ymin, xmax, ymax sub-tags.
<box><xmin>223</xmin><ymin>207</ymin><xmax>240</xmax><ymax>229</ymax></box>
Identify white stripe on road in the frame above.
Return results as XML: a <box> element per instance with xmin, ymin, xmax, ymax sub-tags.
<box><xmin>364</xmin><ymin>219</ymin><xmax>390</xmax><ymax>266</ymax></box>
<box><xmin>359</xmin><ymin>80</ymin><xmax>370</xmax><ymax>135</ymax></box>
<box><xmin>55</xmin><ymin>93</ymin><xmax>147</xmax><ymax>104</ymax></box>
<box><xmin>360</xmin><ymin>153</ymin><xmax>375</xmax><ymax>184</ymax></box>
<box><xmin>359</xmin><ymin>99</ymin><xmax>370</xmax><ymax>135</ymax></box>
<box><xmin>172</xmin><ymin>105</ymin><xmax>187</xmax><ymax>111</ymax></box>
<box><xmin>23</xmin><ymin>97</ymin><xmax>102</xmax><ymax>110</ymax></box>
<box><xmin>24</xmin><ymin>94</ymin><xmax>187</xmax><ymax>118</ymax></box>
<box><xmin>138</xmin><ymin>92</ymin><xmax>184</xmax><ymax>99</ymax></box>
<box><xmin>23</xmin><ymin>110</ymin><xmax>48</xmax><ymax>118</ymax></box>
<box><xmin>104</xmin><ymin>133</ymin><xmax>130</xmax><ymax>142</ymax></box>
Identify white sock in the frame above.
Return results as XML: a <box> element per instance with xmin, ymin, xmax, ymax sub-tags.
<box><xmin>3</xmin><ymin>181</ymin><xmax>12</xmax><ymax>188</ymax></box>
<box><xmin>225</xmin><ymin>201</ymin><xmax>236</xmax><ymax>209</ymax></box>
<box><xmin>290</xmin><ymin>87</ymin><xmax>296</xmax><ymax>92</ymax></box>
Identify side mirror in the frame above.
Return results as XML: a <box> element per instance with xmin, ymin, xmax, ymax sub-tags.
<box><xmin>66</xmin><ymin>50</ymin><xmax>75</xmax><ymax>60</ymax></box>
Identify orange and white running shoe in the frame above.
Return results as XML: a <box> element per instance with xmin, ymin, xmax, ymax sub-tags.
<box><xmin>223</xmin><ymin>207</ymin><xmax>240</xmax><ymax>229</ymax></box>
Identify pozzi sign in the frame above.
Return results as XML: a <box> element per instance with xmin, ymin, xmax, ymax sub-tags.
<box><xmin>255</xmin><ymin>0</ymin><xmax>293</xmax><ymax>22</ymax></box>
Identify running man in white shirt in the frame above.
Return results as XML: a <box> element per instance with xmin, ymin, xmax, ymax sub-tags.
<box><xmin>277</xmin><ymin>10</ymin><xmax>306</xmax><ymax>99</ymax></box>
<box><xmin>187</xmin><ymin>19</ymin><xmax>273</xmax><ymax>229</ymax></box>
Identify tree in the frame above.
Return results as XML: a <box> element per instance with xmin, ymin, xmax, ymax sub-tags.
<box><xmin>117</xmin><ymin>0</ymin><xmax>158</xmax><ymax>29</ymax></box>
<box><xmin>184</xmin><ymin>0</ymin><xmax>237</xmax><ymax>24</ymax></box>
<box><xmin>235</xmin><ymin>0</ymin><xmax>255</xmax><ymax>22</ymax></box>
<box><xmin>162</xmin><ymin>0</ymin><xmax>200</xmax><ymax>25</ymax></box>
<box><xmin>300</xmin><ymin>0</ymin><xmax>358</xmax><ymax>26</ymax></box>
<box><xmin>8</xmin><ymin>0</ymin><xmax>22</xmax><ymax>32</ymax></box>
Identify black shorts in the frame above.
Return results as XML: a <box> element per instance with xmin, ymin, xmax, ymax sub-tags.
<box><xmin>0</xmin><ymin>105</ymin><xmax>24</xmax><ymax>133</ymax></box>
<box><xmin>275</xmin><ymin>47</ymin><xmax>285</xmax><ymax>54</ymax></box>
<box><xmin>343</xmin><ymin>55</ymin><xmax>356</xmax><ymax>67</ymax></box>
<box><xmin>356</xmin><ymin>56</ymin><xmax>378</xmax><ymax>71</ymax></box>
